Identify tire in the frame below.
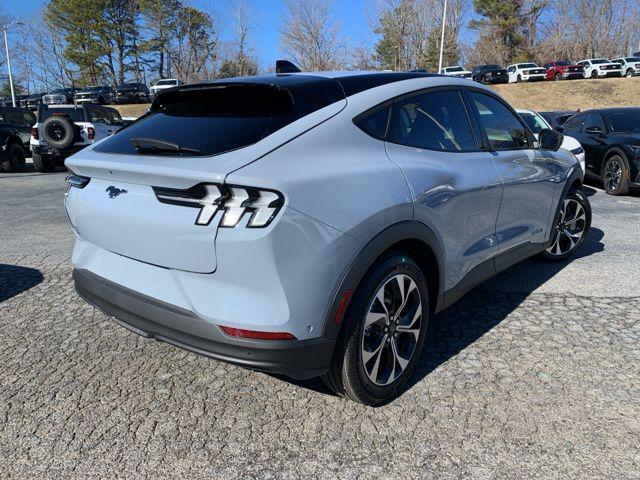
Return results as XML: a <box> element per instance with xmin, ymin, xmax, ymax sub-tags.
<box><xmin>480</xmin><ymin>75</ymin><xmax>487</xmax><ymax>84</ymax></box>
<box><xmin>540</xmin><ymin>188</ymin><xmax>591</xmax><ymax>262</ymax></box>
<box><xmin>626</xmin><ymin>69</ymin><xmax>634</xmax><ymax>78</ymax></box>
<box><xmin>602</xmin><ymin>153</ymin><xmax>630</xmax><ymax>195</ymax></box>
<box><xmin>41</xmin><ymin>115</ymin><xmax>75</xmax><ymax>150</ymax></box>
<box><xmin>32</xmin><ymin>152</ymin><xmax>56</xmax><ymax>173</ymax></box>
<box><xmin>98</xmin><ymin>96</ymin><xmax>105</xmax><ymax>105</ymax></box>
<box><xmin>322</xmin><ymin>253</ymin><xmax>430</xmax><ymax>406</ymax></box>
<box><xmin>516</xmin><ymin>74</ymin><xmax>522</xmax><ymax>83</ymax></box>
<box><xmin>0</xmin><ymin>143</ymin><xmax>26</xmax><ymax>173</ymax></box>
<box><xmin>590</xmin><ymin>70</ymin><xmax>598</xmax><ymax>79</ymax></box>
<box><xmin>554</xmin><ymin>72</ymin><xmax>561</xmax><ymax>81</ymax></box>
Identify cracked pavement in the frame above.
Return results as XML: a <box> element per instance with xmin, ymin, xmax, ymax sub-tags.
<box><xmin>1</xmin><ymin>169</ymin><xmax>639</xmax><ymax>479</ymax></box>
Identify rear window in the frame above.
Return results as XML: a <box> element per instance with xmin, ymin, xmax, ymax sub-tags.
<box><xmin>38</xmin><ymin>107</ymin><xmax>85</xmax><ymax>123</ymax></box>
<box><xmin>95</xmin><ymin>81</ymin><xmax>344</xmax><ymax>156</ymax></box>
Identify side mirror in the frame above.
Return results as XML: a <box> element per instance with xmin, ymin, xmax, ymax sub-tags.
<box><xmin>585</xmin><ymin>126</ymin><xmax>604</xmax><ymax>136</ymax></box>
<box><xmin>539</xmin><ymin>128</ymin><xmax>563</xmax><ymax>151</ymax></box>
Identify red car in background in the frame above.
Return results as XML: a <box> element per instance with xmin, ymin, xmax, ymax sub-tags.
<box><xmin>543</xmin><ymin>60</ymin><xmax>584</xmax><ymax>80</ymax></box>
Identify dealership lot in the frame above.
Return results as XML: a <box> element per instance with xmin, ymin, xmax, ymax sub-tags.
<box><xmin>1</xmin><ymin>169</ymin><xmax>639</xmax><ymax>478</ymax></box>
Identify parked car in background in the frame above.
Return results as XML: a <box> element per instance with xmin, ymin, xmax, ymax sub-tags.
<box><xmin>577</xmin><ymin>59</ymin><xmax>622</xmax><ymax>79</ymax></box>
<box><xmin>439</xmin><ymin>66</ymin><xmax>472</xmax><ymax>78</ymax></box>
<box><xmin>121</xmin><ymin>116</ymin><xmax>137</xmax><ymax>127</ymax></box>
<box><xmin>22</xmin><ymin>92</ymin><xmax>47</xmax><ymax>110</ymax></box>
<box><xmin>507</xmin><ymin>63</ymin><xmax>547</xmax><ymax>83</ymax></box>
<box><xmin>114</xmin><ymin>82</ymin><xmax>150</xmax><ymax>104</ymax></box>
<box><xmin>539</xmin><ymin>111</ymin><xmax>577</xmax><ymax>130</ymax></box>
<box><xmin>74</xmin><ymin>85</ymin><xmax>114</xmax><ymax>105</ymax></box>
<box><xmin>0</xmin><ymin>107</ymin><xmax>36</xmax><ymax>172</ymax></box>
<box><xmin>559</xmin><ymin>107</ymin><xmax>640</xmax><ymax>195</ymax></box>
<box><xmin>0</xmin><ymin>94</ymin><xmax>29</xmax><ymax>107</ymax></box>
<box><xmin>517</xmin><ymin>109</ymin><xmax>585</xmax><ymax>177</ymax></box>
<box><xmin>42</xmin><ymin>88</ymin><xmax>79</xmax><ymax>105</ymax></box>
<box><xmin>30</xmin><ymin>104</ymin><xmax>123</xmax><ymax>172</ymax></box>
<box><xmin>543</xmin><ymin>61</ymin><xmax>584</xmax><ymax>80</ymax></box>
<box><xmin>611</xmin><ymin>56</ymin><xmax>640</xmax><ymax>77</ymax></box>
<box><xmin>65</xmin><ymin>71</ymin><xmax>589</xmax><ymax>405</ymax></box>
<box><xmin>150</xmin><ymin>78</ymin><xmax>183</xmax><ymax>96</ymax></box>
<box><xmin>471</xmin><ymin>64</ymin><xmax>509</xmax><ymax>84</ymax></box>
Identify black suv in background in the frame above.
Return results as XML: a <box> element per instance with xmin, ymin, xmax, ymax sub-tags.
<box><xmin>21</xmin><ymin>92</ymin><xmax>48</xmax><ymax>110</ymax></box>
<box><xmin>559</xmin><ymin>107</ymin><xmax>640</xmax><ymax>195</ymax></box>
<box><xmin>74</xmin><ymin>85</ymin><xmax>114</xmax><ymax>105</ymax></box>
<box><xmin>114</xmin><ymin>82</ymin><xmax>150</xmax><ymax>104</ymax></box>
<box><xmin>471</xmin><ymin>65</ymin><xmax>509</xmax><ymax>84</ymax></box>
<box><xmin>0</xmin><ymin>107</ymin><xmax>36</xmax><ymax>172</ymax></box>
<box><xmin>42</xmin><ymin>88</ymin><xmax>79</xmax><ymax>105</ymax></box>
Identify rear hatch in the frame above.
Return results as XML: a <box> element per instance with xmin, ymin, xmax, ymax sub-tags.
<box><xmin>65</xmin><ymin>77</ymin><xmax>347</xmax><ymax>273</ymax></box>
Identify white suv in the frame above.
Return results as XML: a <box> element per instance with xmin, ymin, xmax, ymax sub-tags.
<box><xmin>439</xmin><ymin>66</ymin><xmax>472</xmax><ymax>78</ymax></box>
<box><xmin>30</xmin><ymin>104</ymin><xmax>123</xmax><ymax>172</ymax></box>
<box><xmin>506</xmin><ymin>63</ymin><xmax>547</xmax><ymax>83</ymax></box>
<box><xmin>577</xmin><ymin>59</ymin><xmax>622</xmax><ymax>79</ymax></box>
<box><xmin>611</xmin><ymin>56</ymin><xmax>640</xmax><ymax>77</ymax></box>
<box><xmin>150</xmin><ymin>78</ymin><xmax>183</xmax><ymax>96</ymax></box>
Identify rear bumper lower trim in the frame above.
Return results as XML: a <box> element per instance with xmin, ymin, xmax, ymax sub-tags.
<box><xmin>73</xmin><ymin>268</ymin><xmax>335</xmax><ymax>379</ymax></box>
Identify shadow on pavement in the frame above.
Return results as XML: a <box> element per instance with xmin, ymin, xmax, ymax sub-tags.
<box><xmin>0</xmin><ymin>264</ymin><xmax>44</xmax><ymax>303</ymax></box>
<box><xmin>280</xmin><ymin>227</ymin><xmax>605</xmax><ymax>403</ymax></box>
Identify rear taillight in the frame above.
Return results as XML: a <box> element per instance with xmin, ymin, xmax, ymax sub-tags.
<box><xmin>219</xmin><ymin>326</ymin><xmax>296</xmax><ymax>340</ymax></box>
<box><xmin>87</xmin><ymin>127</ymin><xmax>95</xmax><ymax>140</ymax></box>
<box><xmin>153</xmin><ymin>183</ymin><xmax>284</xmax><ymax>228</ymax></box>
<box><xmin>31</xmin><ymin>127</ymin><xmax>38</xmax><ymax>140</ymax></box>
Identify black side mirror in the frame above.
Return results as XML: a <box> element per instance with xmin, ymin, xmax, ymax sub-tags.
<box><xmin>539</xmin><ymin>128</ymin><xmax>563</xmax><ymax>151</ymax></box>
<box><xmin>585</xmin><ymin>126</ymin><xmax>604</xmax><ymax>136</ymax></box>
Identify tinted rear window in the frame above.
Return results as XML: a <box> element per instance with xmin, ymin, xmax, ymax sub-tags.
<box><xmin>39</xmin><ymin>107</ymin><xmax>85</xmax><ymax>122</ymax></box>
<box><xmin>95</xmin><ymin>80</ymin><xmax>344</xmax><ymax>156</ymax></box>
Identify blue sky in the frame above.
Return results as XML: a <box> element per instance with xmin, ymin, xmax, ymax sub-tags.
<box><xmin>3</xmin><ymin>0</ymin><xmax>382</xmax><ymax>70</ymax></box>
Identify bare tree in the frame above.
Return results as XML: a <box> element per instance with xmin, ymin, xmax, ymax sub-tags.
<box><xmin>279</xmin><ymin>0</ymin><xmax>346</xmax><ymax>70</ymax></box>
<box><xmin>218</xmin><ymin>0</ymin><xmax>259</xmax><ymax>77</ymax></box>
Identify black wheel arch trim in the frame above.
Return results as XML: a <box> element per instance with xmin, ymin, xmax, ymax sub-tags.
<box><xmin>321</xmin><ymin>220</ymin><xmax>445</xmax><ymax>339</ymax></box>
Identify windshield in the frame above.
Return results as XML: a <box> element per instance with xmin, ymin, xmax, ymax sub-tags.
<box><xmin>50</xmin><ymin>89</ymin><xmax>69</xmax><ymax>94</ymax></box>
<box><xmin>83</xmin><ymin>86</ymin><xmax>104</xmax><ymax>92</ymax></box>
<box><xmin>591</xmin><ymin>59</ymin><xmax>609</xmax><ymax>64</ymax></box>
<box><xmin>520</xmin><ymin>63</ymin><xmax>538</xmax><ymax>68</ymax></box>
<box><xmin>605</xmin><ymin>110</ymin><xmax>640</xmax><ymax>133</ymax></box>
<box><xmin>519</xmin><ymin>112</ymin><xmax>549</xmax><ymax>134</ymax></box>
<box><xmin>484</xmin><ymin>65</ymin><xmax>501</xmax><ymax>70</ymax></box>
<box><xmin>156</xmin><ymin>80</ymin><xmax>176</xmax><ymax>86</ymax></box>
<box><xmin>625</xmin><ymin>57</ymin><xmax>640</xmax><ymax>62</ymax></box>
<box><xmin>555</xmin><ymin>61</ymin><xmax>571</xmax><ymax>66</ymax></box>
<box><xmin>117</xmin><ymin>83</ymin><xmax>137</xmax><ymax>89</ymax></box>
<box><xmin>447</xmin><ymin>67</ymin><xmax>464</xmax><ymax>72</ymax></box>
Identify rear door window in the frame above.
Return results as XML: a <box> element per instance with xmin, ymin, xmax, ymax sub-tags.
<box><xmin>354</xmin><ymin>104</ymin><xmax>391</xmax><ymax>140</ymax></box>
<box><xmin>387</xmin><ymin>89</ymin><xmax>477</xmax><ymax>151</ymax></box>
<box><xmin>563</xmin><ymin>114</ymin><xmax>586</xmax><ymax>132</ymax></box>
<box><xmin>468</xmin><ymin>91</ymin><xmax>531</xmax><ymax>150</ymax></box>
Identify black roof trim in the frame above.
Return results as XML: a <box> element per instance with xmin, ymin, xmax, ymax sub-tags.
<box><xmin>335</xmin><ymin>72</ymin><xmax>438</xmax><ymax>97</ymax></box>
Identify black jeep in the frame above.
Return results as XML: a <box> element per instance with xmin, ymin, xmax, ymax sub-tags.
<box><xmin>0</xmin><ymin>107</ymin><xmax>35</xmax><ymax>173</ymax></box>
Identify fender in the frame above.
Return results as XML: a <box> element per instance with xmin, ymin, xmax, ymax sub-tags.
<box><xmin>321</xmin><ymin>220</ymin><xmax>445</xmax><ymax>339</ymax></box>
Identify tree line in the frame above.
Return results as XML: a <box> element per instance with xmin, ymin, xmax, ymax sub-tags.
<box><xmin>3</xmin><ymin>0</ymin><xmax>640</xmax><ymax>94</ymax></box>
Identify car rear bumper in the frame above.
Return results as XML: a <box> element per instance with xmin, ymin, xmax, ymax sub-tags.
<box><xmin>33</xmin><ymin>144</ymin><xmax>87</xmax><ymax>157</ymax></box>
<box><xmin>73</xmin><ymin>268</ymin><xmax>336</xmax><ymax>380</ymax></box>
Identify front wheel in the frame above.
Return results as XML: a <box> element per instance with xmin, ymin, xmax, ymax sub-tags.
<box><xmin>540</xmin><ymin>188</ymin><xmax>591</xmax><ymax>261</ymax></box>
<box><xmin>516</xmin><ymin>74</ymin><xmax>522</xmax><ymax>83</ymax></box>
<box><xmin>32</xmin><ymin>152</ymin><xmax>56</xmax><ymax>173</ymax></box>
<box><xmin>602</xmin><ymin>154</ymin><xmax>630</xmax><ymax>195</ymax></box>
<box><xmin>0</xmin><ymin>143</ymin><xmax>26</xmax><ymax>172</ymax></box>
<box><xmin>626</xmin><ymin>69</ymin><xmax>634</xmax><ymax>78</ymax></box>
<box><xmin>322</xmin><ymin>254</ymin><xmax>429</xmax><ymax>406</ymax></box>
<box><xmin>554</xmin><ymin>72</ymin><xmax>561</xmax><ymax>81</ymax></box>
<box><xmin>590</xmin><ymin>70</ymin><xmax>598</xmax><ymax>79</ymax></box>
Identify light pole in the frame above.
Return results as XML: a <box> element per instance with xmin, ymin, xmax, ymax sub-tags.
<box><xmin>437</xmin><ymin>0</ymin><xmax>448</xmax><ymax>74</ymax></box>
<box><xmin>3</xmin><ymin>20</ymin><xmax>24</xmax><ymax>108</ymax></box>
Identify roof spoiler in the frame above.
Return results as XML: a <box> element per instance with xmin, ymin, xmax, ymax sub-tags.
<box><xmin>275</xmin><ymin>60</ymin><xmax>301</xmax><ymax>74</ymax></box>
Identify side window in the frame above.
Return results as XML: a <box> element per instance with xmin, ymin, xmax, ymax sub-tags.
<box><xmin>563</xmin><ymin>114</ymin><xmax>585</xmax><ymax>131</ymax></box>
<box><xmin>584</xmin><ymin>114</ymin><xmax>605</xmax><ymax>131</ymax></box>
<box><xmin>103</xmin><ymin>108</ymin><xmax>123</xmax><ymax>126</ymax></box>
<box><xmin>354</xmin><ymin>104</ymin><xmax>391</xmax><ymax>140</ymax></box>
<box><xmin>468</xmin><ymin>91</ymin><xmax>531</xmax><ymax>150</ymax></box>
<box><xmin>387</xmin><ymin>89</ymin><xmax>476</xmax><ymax>151</ymax></box>
<box><xmin>88</xmin><ymin>107</ymin><xmax>105</xmax><ymax>124</ymax></box>
<box><xmin>507</xmin><ymin>66</ymin><xmax>515</xmax><ymax>73</ymax></box>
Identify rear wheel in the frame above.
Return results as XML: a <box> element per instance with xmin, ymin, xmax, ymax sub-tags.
<box><xmin>602</xmin><ymin>154</ymin><xmax>630</xmax><ymax>195</ymax></box>
<box><xmin>322</xmin><ymin>253</ymin><xmax>429</xmax><ymax>406</ymax></box>
<box><xmin>540</xmin><ymin>188</ymin><xmax>591</xmax><ymax>261</ymax></box>
<box><xmin>32</xmin><ymin>152</ymin><xmax>56</xmax><ymax>173</ymax></box>
<box><xmin>0</xmin><ymin>143</ymin><xmax>26</xmax><ymax>172</ymax></box>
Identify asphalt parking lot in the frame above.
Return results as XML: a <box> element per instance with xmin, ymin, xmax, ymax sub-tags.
<box><xmin>1</xmin><ymin>167</ymin><xmax>639</xmax><ymax>479</ymax></box>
